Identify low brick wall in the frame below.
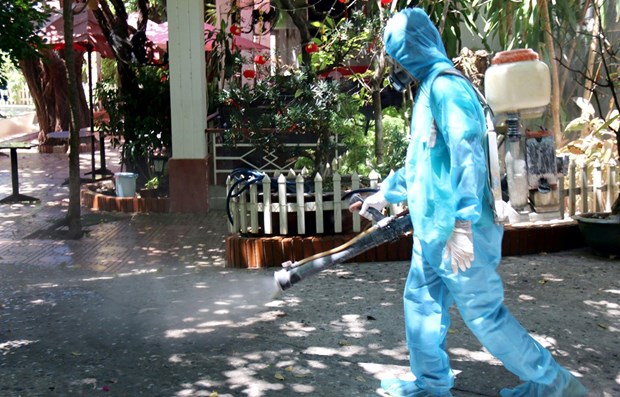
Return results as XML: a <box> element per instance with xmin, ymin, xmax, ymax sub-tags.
<box><xmin>225</xmin><ymin>222</ymin><xmax>586</xmax><ymax>268</ymax></box>
<box><xmin>226</xmin><ymin>233</ymin><xmax>413</xmax><ymax>269</ymax></box>
<box><xmin>81</xmin><ymin>188</ymin><xmax>170</xmax><ymax>213</ymax></box>
<box><xmin>502</xmin><ymin>222</ymin><xmax>585</xmax><ymax>255</ymax></box>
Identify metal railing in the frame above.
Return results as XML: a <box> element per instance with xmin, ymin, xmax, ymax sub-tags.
<box><xmin>206</xmin><ymin>126</ymin><xmax>343</xmax><ymax>186</ymax></box>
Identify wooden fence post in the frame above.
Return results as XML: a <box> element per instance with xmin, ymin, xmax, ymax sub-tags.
<box><xmin>315</xmin><ymin>172</ymin><xmax>324</xmax><ymax>234</ymax></box>
<box><xmin>593</xmin><ymin>159</ymin><xmax>602</xmax><ymax>212</ymax></box>
<box><xmin>558</xmin><ymin>174</ymin><xmax>565</xmax><ymax>218</ymax></box>
<box><xmin>262</xmin><ymin>174</ymin><xmax>272</xmax><ymax>234</ymax></box>
<box><xmin>569</xmin><ymin>160</ymin><xmax>576</xmax><ymax>216</ymax></box>
<box><xmin>296</xmin><ymin>174</ymin><xmax>306</xmax><ymax>235</ymax></box>
<box><xmin>249</xmin><ymin>182</ymin><xmax>259</xmax><ymax>233</ymax></box>
<box><xmin>352</xmin><ymin>172</ymin><xmax>361</xmax><ymax>233</ymax></box>
<box><xmin>333</xmin><ymin>171</ymin><xmax>342</xmax><ymax>234</ymax></box>
<box><xmin>580</xmin><ymin>161</ymin><xmax>588</xmax><ymax>213</ymax></box>
<box><xmin>239</xmin><ymin>184</ymin><xmax>248</xmax><ymax>233</ymax></box>
<box><xmin>607</xmin><ymin>159</ymin><xmax>617</xmax><ymax>212</ymax></box>
<box><xmin>278</xmin><ymin>174</ymin><xmax>288</xmax><ymax>235</ymax></box>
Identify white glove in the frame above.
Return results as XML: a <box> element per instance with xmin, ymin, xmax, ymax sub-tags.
<box><xmin>359</xmin><ymin>191</ymin><xmax>388</xmax><ymax>220</ymax></box>
<box><xmin>443</xmin><ymin>220</ymin><xmax>474</xmax><ymax>274</ymax></box>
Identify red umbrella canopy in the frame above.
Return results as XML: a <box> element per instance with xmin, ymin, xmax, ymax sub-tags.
<box><xmin>40</xmin><ymin>4</ymin><xmax>114</xmax><ymax>58</ymax></box>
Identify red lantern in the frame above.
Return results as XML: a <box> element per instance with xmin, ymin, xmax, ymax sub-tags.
<box><xmin>380</xmin><ymin>0</ymin><xmax>392</xmax><ymax>6</ymax></box>
<box><xmin>229</xmin><ymin>25</ymin><xmax>241</xmax><ymax>36</ymax></box>
<box><xmin>254</xmin><ymin>55</ymin><xmax>267</xmax><ymax>65</ymax></box>
<box><xmin>305</xmin><ymin>43</ymin><xmax>319</xmax><ymax>54</ymax></box>
<box><xmin>242</xmin><ymin>69</ymin><xmax>256</xmax><ymax>79</ymax></box>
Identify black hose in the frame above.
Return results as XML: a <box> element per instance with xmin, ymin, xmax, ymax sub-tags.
<box><xmin>226</xmin><ymin>168</ymin><xmax>266</xmax><ymax>225</ymax></box>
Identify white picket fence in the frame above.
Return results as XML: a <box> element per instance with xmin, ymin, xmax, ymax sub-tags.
<box><xmin>562</xmin><ymin>158</ymin><xmax>618</xmax><ymax>215</ymax></box>
<box><xmin>227</xmin><ymin>159</ymin><xmax>619</xmax><ymax>235</ymax></box>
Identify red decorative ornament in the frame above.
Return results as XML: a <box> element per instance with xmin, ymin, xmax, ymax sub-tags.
<box><xmin>305</xmin><ymin>43</ymin><xmax>319</xmax><ymax>54</ymax></box>
<box><xmin>229</xmin><ymin>25</ymin><xmax>241</xmax><ymax>36</ymax></box>
<box><xmin>253</xmin><ymin>55</ymin><xmax>267</xmax><ymax>65</ymax></box>
<box><xmin>380</xmin><ymin>0</ymin><xmax>392</xmax><ymax>6</ymax></box>
<box><xmin>242</xmin><ymin>69</ymin><xmax>256</xmax><ymax>79</ymax></box>
<box><xmin>338</xmin><ymin>0</ymin><xmax>347</xmax><ymax>3</ymax></box>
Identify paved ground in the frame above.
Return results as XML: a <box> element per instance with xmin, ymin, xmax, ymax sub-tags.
<box><xmin>0</xmin><ymin>138</ymin><xmax>618</xmax><ymax>396</ymax></box>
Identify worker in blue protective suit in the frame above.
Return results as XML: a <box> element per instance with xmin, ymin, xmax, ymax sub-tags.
<box><xmin>351</xmin><ymin>8</ymin><xmax>588</xmax><ymax>397</ymax></box>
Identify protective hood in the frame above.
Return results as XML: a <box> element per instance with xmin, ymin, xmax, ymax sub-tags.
<box><xmin>383</xmin><ymin>8</ymin><xmax>453</xmax><ymax>82</ymax></box>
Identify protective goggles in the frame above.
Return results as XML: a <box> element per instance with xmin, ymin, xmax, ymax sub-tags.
<box><xmin>387</xmin><ymin>57</ymin><xmax>416</xmax><ymax>93</ymax></box>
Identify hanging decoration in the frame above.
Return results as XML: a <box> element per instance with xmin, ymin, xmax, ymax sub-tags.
<box><xmin>230</xmin><ymin>25</ymin><xmax>242</xmax><ymax>36</ymax></box>
<box><xmin>254</xmin><ymin>54</ymin><xmax>267</xmax><ymax>65</ymax></box>
<box><xmin>305</xmin><ymin>43</ymin><xmax>319</xmax><ymax>54</ymax></box>
<box><xmin>242</xmin><ymin>69</ymin><xmax>256</xmax><ymax>79</ymax></box>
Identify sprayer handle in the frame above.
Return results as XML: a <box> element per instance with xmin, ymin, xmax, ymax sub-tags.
<box><xmin>349</xmin><ymin>193</ymin><xmax>386</xmax><ymax>222</ymax></box>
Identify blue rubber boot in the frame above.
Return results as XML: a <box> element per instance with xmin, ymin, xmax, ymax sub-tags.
<box><xmin>381</xmin><ymin>378</ymin><xmax>454</xmax><ymax>397</ymax></box>
<box><xmin>500</xmin><ymin>368</ymin><xmax>588</xmax><ymax>397</ymax></box>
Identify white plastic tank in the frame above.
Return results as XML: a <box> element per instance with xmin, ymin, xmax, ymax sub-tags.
<box><xmin>484</xmin><ymin>49</ymin><xmax>551</xmax><ymax>118</ymax></box>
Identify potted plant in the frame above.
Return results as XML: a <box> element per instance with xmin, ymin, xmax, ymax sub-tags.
<box><xmin>138</xmin><ymin>176</ymin><xmax>160</xmax><ymax>198</ymax></box>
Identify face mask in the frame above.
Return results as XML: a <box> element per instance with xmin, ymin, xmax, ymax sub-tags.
<box><xmin>388</xmin><ymin>59</ymin><xmax>416</xmax><ymax>93</ymax></box>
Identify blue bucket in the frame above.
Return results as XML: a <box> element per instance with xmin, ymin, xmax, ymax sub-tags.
<box><xmin>114</xmin><ymin>172</ymin><xmax>138</xmax><ymax>197</ymax></box>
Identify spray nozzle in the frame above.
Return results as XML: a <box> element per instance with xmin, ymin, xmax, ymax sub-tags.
<box><xmin>274</xmin><ymin>268</ymin><xmax>294</xmax><ymax>291</ymax></box>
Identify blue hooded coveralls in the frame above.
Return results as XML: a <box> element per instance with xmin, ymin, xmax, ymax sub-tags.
<box><xmin>380</xmin><ymin>8</ymin><xmax>587</xmax><ymax>397</ymax></box>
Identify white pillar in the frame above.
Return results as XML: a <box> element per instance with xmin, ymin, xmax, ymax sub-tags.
<box><xmin>168</xmin><ymin>0</ymin><xmax>207</xmax><ymax>159</ymax></box>
<box><xmin>167</xmin><ymin>0</ymin><xmax>210</xmax><ymax>213</ymax></box>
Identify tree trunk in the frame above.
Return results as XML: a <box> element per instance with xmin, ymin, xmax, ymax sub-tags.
<box><xmin>371</xmin><ymin>51</ymin><xmax>387</xmax><ymax>166</ymax></box>
<box><xmin>277</xmin><ymin>0</ymin><xmax>312</xmax><ymax>67</ymax></box>
<box><xmin>63</xmin><ymin>0</ymin><xmax>83</xmax><ymax>239</ymax></box>
<box><xmin>372</xmin><ymin>85</ymin><xmax>384</xmax><ymax>165</ymax></box>
<box><xmin>539</xmin><ymin>0</ymin><xmax>563</xmax><ymax>146</ymax></box>
<box><xmin>19</xmin><ymin>49</ymin><xmax>90</xmax><ymax>146</ymax></box>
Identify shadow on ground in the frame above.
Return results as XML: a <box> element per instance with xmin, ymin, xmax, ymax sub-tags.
<box><xmin>0</xmin><ymin>249</ymin><xmax>618</xmax><ymax>396</ymax></box>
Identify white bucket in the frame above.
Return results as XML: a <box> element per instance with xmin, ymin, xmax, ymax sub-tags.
<box><xmin>114</xmin><ymin>172</ymin><xmax>138</xmax><ymax>197</ymax></box>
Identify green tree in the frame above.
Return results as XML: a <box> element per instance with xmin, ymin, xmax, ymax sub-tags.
<box><xmin>0</xmin><ymin>1</ymin><xmax>49</xmax><ymax>88</ymax></box>
<box><xmin>273</xmin><ymin>0</ymin><xmax>493</xmax><ymax>168</ymax></box>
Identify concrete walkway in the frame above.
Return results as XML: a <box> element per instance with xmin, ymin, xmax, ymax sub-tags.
<box><xmin>0</xmin><ymin>140</ymin><xmax>618</xmax><ymax>396</ymax></box>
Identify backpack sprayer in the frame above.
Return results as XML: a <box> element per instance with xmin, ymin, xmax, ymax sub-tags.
<box><xmin>273</xmin><ymin>194</ymin><xmax>413</xmax><ymax>292</ymax></box>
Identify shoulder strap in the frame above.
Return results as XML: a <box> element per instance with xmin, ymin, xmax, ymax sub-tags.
<box><xmin>432</xmin><ymin>68</ymin><xmax>508</xmax><ymax>224</ymax></box>
<box><xmin>435</xmin><ymin>68</ymin><xmax>493</xmax><ymax>116</ymax></box>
